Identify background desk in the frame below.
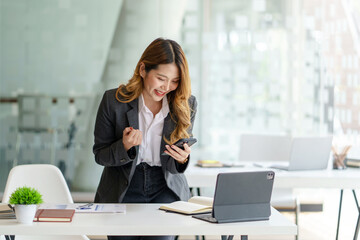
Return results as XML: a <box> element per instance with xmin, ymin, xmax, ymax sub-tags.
<box><xmin>185</xmin><ymin>164</ymin><xmax>360</xmax><ymax>189</ymax></box>
<box><xmin>0</xmin><ymin>204</ymin><xmax>296</xmax><ymax>239</ymax></box>
<box><xmin>185</xmin><ymin>164</ymin><xmax>360</xmax><ymax>240</ymax></box>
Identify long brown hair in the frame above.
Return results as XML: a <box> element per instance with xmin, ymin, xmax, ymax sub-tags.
<box><xmin>116</xmin><ymin>38</ymin><xmax>192</xmax><ymax>144</ymax></box>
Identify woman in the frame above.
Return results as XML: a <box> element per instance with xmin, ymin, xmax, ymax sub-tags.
<box><xmin>93</xmin><ymin>38</ymin><xmax>197</xmax><ymax>240</ymax></box>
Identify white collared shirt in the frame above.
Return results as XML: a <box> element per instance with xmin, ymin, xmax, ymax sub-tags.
<box><xmin>137</xmin><ymin>94</ymin><xmax>169</xmax><ymax>166</ymax></box>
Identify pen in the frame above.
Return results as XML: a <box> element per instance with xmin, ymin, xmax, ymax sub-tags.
<box><xmin>7</xmin><ymin>204</ymin><xmax>14</xmax><ymax>211</ymax></box>
<box><xmin>77</xmin><ymin>203</ymin><xmax>93</xmax><ymax>210</ymax></box>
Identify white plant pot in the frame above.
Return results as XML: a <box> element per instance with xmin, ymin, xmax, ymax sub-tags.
<box><xmin>14</xmin><ymin>204</ymin><xmax>37</xmax><ymax>224</ymax></box>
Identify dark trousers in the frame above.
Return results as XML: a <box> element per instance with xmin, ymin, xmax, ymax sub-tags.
<box><xmin>108</xmin><ymin>162</ymin><xmax>179</xmax><ymax>240</ymax></box>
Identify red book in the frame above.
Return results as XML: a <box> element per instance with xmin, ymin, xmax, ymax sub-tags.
<box><xmin>34</xmin><ymin>209</ymin><xmax>75</xmax><ymax>222</ymax></box>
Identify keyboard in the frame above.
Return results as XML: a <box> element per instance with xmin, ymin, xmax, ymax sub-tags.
<box><xmin>269</xmin><ymin>164</ymin><xmax>289</xmax><ymax>170</ymax></box>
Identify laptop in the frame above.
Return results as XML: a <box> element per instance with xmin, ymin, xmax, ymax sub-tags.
<box><xmin>239</xmin><ymin>134</ymin><xmax>291</xmax><ymax>162</ymax></box>
<box><xmin>270</xmin><ymin>136</ymin><xmax>333</xmax><ymax>171</ymax></box>
<box><xmin>193</xmin><ymin>171</ymin><xmax>275</xmax><ymax>223</ymax></box>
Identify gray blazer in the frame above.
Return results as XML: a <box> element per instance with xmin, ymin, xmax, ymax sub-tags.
<box><xmin>93</xmin><ymin>88</ymin><xmax>197</xmax><ymax>203</ymax></box>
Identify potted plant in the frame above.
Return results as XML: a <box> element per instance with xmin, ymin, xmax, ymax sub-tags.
<box><xmin>9</xmin><ymin>186</ymin><xmax>43</xmax><ymax>224</ymax></box>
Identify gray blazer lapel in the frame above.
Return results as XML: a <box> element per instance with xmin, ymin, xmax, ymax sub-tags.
<box><xmin>160</xmin><ymin>114</ymin><xmax>174</xmax><ymax>166</ymax></box>
<box><xmin>126</xmin><ymin>99</ymin><xmax>139</xmax><ymax>129</ymax></box>
<box><xmin>126</xmin><ymin>99</ymin><xmax>139</xmax><ymax>171</ymax></box>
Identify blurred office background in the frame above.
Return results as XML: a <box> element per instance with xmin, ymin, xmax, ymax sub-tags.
<box><xmin>1</xmin><ymin>0</ymin><xmax>360</xmax><ymax>193</ymax></box>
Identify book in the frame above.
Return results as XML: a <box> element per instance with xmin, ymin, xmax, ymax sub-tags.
<box><xmin>0</xmin><ymin>204</ymin><xmax>15</xmax><ymax>219</ymax></box>
<box><xmin>33</xmin><ymin>209</ymin><xmax>75</xmax><ymax>222</ymax></box>
<box><xmin>0</xmin><ymin>203</ymin><xmax>14</xmax><ymax>213</ymax></box>
<box><xmin>345</xmin><ymin>158</ymin><xmax>360</xmax><ymax>168</ymax></box>
<box><xmin>196</xmin><ymin>160</ymin><xmax>230</xmax><ymax>168</ymax></box>
<box><xmin>159</xmin><ymin>196</ymin><xmax>213</xmax><ymax>215</ymax></box>
<box><xmin>38</xmin><ymin>203</ymin><xmax>126</xmax><ymax>213</ymax></box>
<box><xmin>196</xmin><ymin>160</ymin><xmax>223</xmax><ymax>167</ymax></box>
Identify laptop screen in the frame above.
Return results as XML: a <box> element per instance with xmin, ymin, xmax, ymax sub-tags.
<box><xmin>288</xmin><ymin>136</ymin><xmax>333</xmax><ymax>171</ymax></box>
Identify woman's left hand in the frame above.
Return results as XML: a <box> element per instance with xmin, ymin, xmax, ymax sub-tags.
<box><xmin>164</xmin><ymin>143</ymin><xmax>191</xmax><ymax>164</ymax></box>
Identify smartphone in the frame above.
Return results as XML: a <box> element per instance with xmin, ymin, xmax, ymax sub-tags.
<box><xmin>161</xmin><ymin>137</ymin><xmax>197</xmax><ymax>156</ymax></box>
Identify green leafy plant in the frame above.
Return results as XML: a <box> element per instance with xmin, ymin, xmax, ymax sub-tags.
<box><xmin>9</xmin><ymin>186</ymin><xmax>44</xmax><ymax>205</ymax></box>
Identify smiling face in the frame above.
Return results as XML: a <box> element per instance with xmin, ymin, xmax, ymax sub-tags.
<box><xmin>140</xmin><ymin>62</ymin><xmax>180</xmax><ymax>106</ymax></box>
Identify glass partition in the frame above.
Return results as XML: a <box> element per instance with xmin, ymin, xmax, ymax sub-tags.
<box><xmin>0</xmin><ymin>0</ymin><xmax>359</xmax><ymax>192</ymax></box>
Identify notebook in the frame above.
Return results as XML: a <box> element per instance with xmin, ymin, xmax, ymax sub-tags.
<box><xmin>270</xmin><ymin>136</ymin><xmax>333</xmax><ymax>171</ymax></box>
<box><xmin>193</xmin><ymin>171</ymin><xmax>275</xmax><ymax>223</ymax></box>
<box><xmin>33</xmin><ymin>209</ymin><xmax>75</xmax><ymax>222</ymax></box>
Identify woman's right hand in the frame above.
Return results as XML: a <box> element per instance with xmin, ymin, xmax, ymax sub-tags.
<box><xmin>122</xmin><ymin>127</ymin><xmax>142</xmax><ymax>151</ymax></box>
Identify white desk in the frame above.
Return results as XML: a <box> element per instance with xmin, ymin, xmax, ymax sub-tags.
<box><xmin>185</xmin><ymin>164</ymin><xmax>360</xmax><ymax>189</ymax></box>
<box><xmin>0</xmin><ymin>204</ymin><xmax>296</xmax><ymax>239</ymax></box>
<box><xmin>185</xmin><ymin>164</ymin><xmax>360</xmax><ymax>240</ymax></box>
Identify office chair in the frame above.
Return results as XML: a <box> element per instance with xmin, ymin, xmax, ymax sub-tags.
<box><xmin>239</xmin><ymin>134</ymin><xmax>299</xmax><ymax>240</ymax></box>
<box><xmin>2</xmin><ymin>164</ymin><xmax>89</xmax><ymax>240</ymax></box>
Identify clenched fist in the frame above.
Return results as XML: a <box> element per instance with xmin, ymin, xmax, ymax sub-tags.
<box><xmin>122</xmin><ymin>127</ymin><xmax>142</xmax><ymax>151</ymax></box>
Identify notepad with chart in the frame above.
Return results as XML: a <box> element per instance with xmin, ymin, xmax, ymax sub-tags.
<box><xmin>38</xmin><ymin>203</ymin><xmax>126</xmax><ymax>213</ymax></box>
